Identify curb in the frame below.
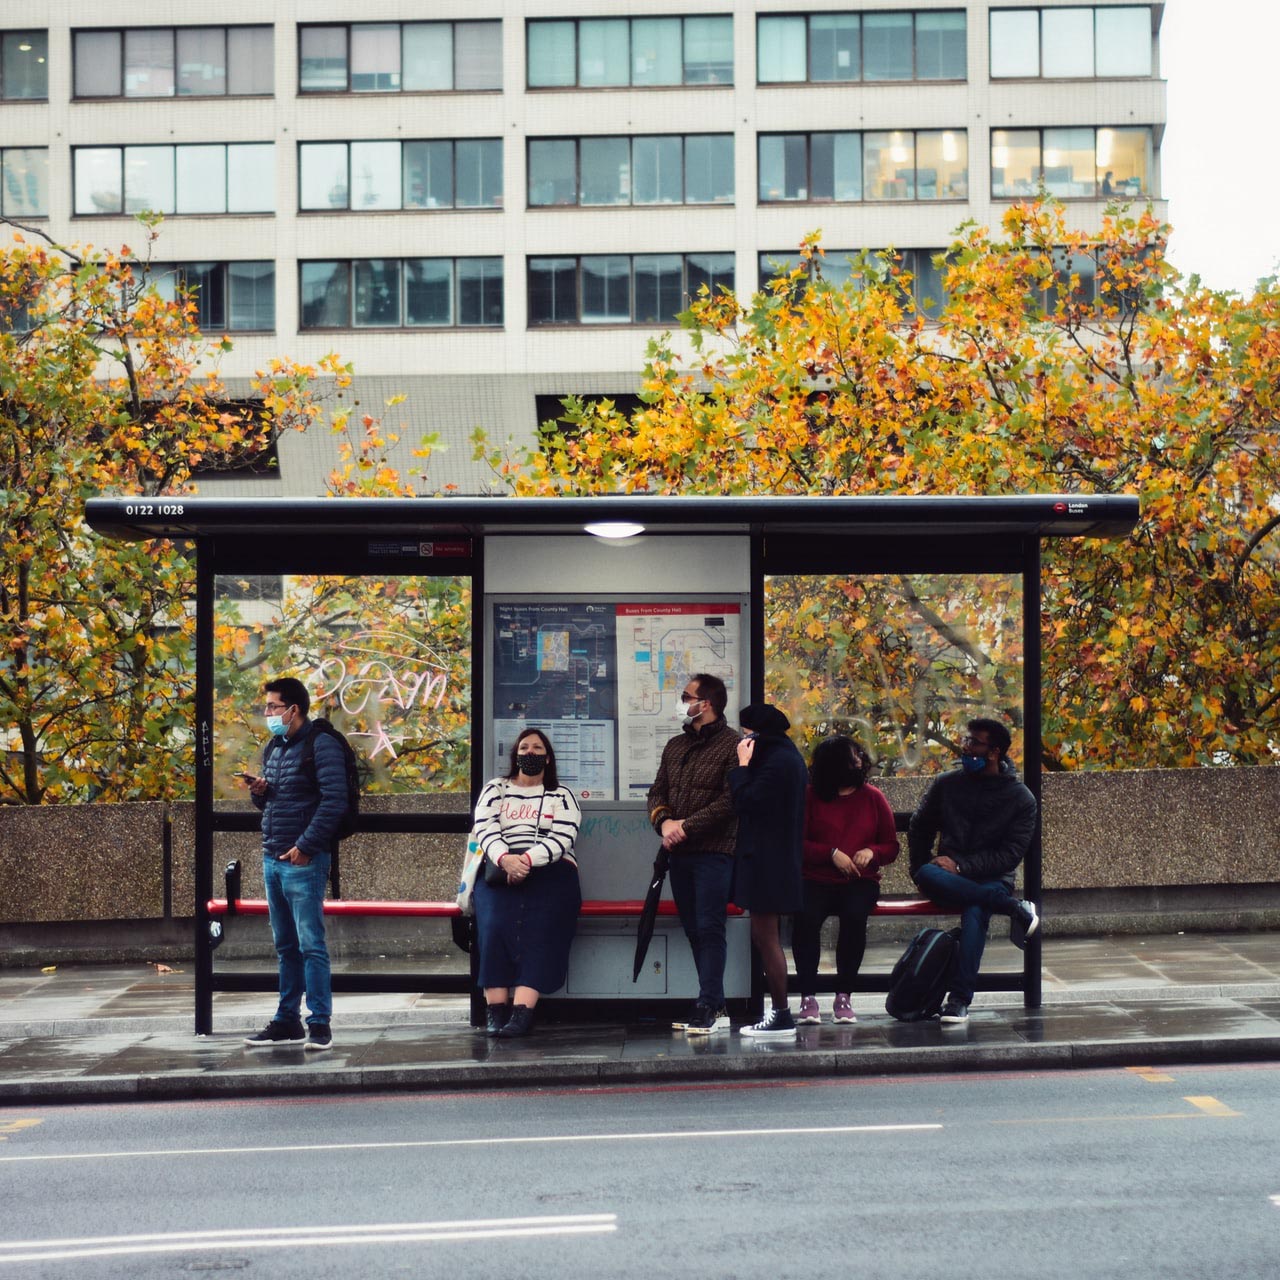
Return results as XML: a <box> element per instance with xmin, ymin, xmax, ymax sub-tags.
<box><xmin>5</xmin><ymin>1033</ymin><xmax>1280</xmax><ymax>1106</ymax></box>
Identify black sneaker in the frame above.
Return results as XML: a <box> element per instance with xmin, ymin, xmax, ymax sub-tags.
<box><xmin>243</xmin><ymin>1019</ymin><xmax>305</xmax><ymax>1047</ymax></box>
<box><xmin>497</xmin><ymin>1004</ymin><xmax>535</xmax><ymax>1038</ymax></box>
<box><xmin>685</xmin><ymin>1005</ymin><xmax>730</xmax><ymax>1036</ymax></box>
<box><xmin>739</xmin><ymin>1006</ymin><xmax>797</xmax><ymax>1039</ymax></box>
<box><xmin>304</xmin><ymin>1024</ymin><xmax>332</xmax><ymax>1052</ymax></box>
<box><xmin>485</xmin><ymin>1002</ymin><xmax>511</xmax><ymax>1036</ymax></box>
<box><xmin>1010</xmin><ymin>899</ymin><xmax>1040</xmax><ymax>951</ymax></box>
<box><xmin>939</xmin><ymin>1000</ymin><xmax>970</xmax><ymax>1025</ymax></box>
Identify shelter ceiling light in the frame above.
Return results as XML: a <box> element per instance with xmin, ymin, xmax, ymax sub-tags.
<box><xmin>584</xmin><ymin>521</ymin><xmax>645</xmax><ymax>540</ymax></box>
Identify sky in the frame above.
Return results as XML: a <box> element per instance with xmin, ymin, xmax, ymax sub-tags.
<box><xmin>1160</xmin><ymin>0</ymin><xmax>1280</xmax><ymax>294</ymax></box>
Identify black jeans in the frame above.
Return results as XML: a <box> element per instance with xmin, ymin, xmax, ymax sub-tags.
<box><xmin>791</xmin><ymin>878</ymin><xmax>880</xmax><ymax>994</ymax></box>
<box><xmin>668</xmin><ymin>851</ymin><xmax>734</xmax><ymax>1009</ymax></box>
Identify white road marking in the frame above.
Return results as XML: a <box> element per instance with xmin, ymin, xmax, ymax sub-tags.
<box><xmin>0</xmin><ymin>1215</ymin><xmax>617</xmax><ymax>1264</ymax></box>
<box><xmin>0</xmin><ymin>1122</ymin><xmax>939</xmax><ymax>1165</ymax></box>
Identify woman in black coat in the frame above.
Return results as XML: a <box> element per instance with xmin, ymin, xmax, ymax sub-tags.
<box><xmin>728</xmin><ymin>703</ymin><xmax>808</xmax><ymax>1038</ymax></box>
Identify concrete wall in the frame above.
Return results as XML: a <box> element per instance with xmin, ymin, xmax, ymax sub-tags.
<box><xmin>1</xmin><ymin>766</ymin><xmax>1276</xmax><ymax>961</ymax></box>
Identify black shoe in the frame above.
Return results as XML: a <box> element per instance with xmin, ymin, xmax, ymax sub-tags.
<box><xmin>685</xmin><ymin>1005</ymin><xmax>730</xmax><ymax>1036</ymax></box>
<box><xmin>739</xmin><ymin>1006</ymin><xmax>797</xmax><ymax>1038</ymax></box>
<box><xmin>939</xmin><ymin>1000</ymin><xmax>970</xmax><ymax>1025</ymax></box>
<box><xmin>1010</xmin><ymin>899</ymin><xmax>1040</xmax><ymax>950</ymax></box>
<box><xmin>485</xmin><ymin>1002</ymin><xmax>511</xmax><ymax>1036</ymax></box>
<box><xmin>243</xmin><ymin>1019</ymin><xmax>305</xmax><ymax>1047</ymax></box>
<box><xmin>304</xmin><ymin>1024</ymin><xmax>332</xmax><ymax>1052</ymax></box>
<box><xmin>497</xmin><ymin>1004</ymin><xmax>535</xmax><ymax>1038</ymax></box>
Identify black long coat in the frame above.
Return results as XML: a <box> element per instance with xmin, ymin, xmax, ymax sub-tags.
<box><xmin>727</xmin><ymin>732</ymin><xmax>807</xmax><ymax>913</ymax></box>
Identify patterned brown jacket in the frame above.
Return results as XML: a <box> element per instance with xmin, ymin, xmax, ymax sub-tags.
<box><xmin>647</xmin><ymin>717</ymin><xmax>740</xmax><ymax>855</ymax></box>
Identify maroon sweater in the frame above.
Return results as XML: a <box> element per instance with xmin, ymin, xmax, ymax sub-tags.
<box><xmin>802</xmin><ymin>784</ymin><xmax>900</xmax><ymax>886</ymax></box>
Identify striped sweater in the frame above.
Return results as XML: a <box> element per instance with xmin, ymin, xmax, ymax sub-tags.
<box><xmin>473</xmin><ymin>778</ymin><xmax>582</xmax><ymax>869</ymax></box>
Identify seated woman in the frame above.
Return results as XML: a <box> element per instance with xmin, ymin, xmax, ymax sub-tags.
<box><xmin>471</xmin><ymin>728</ymin><xmax>582</xmax><ymax>1038</ymax></box>
<box><xmin>794</xmin><ymin>736</ymin><xmax>899</xmax><ymax>1025</ymax></box>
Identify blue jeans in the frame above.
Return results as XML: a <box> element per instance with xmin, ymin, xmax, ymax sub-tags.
<box><xmin>914</xmin><ymin>864</ymin><xmax>1018</xmax><ymax>1006</ymax></box>
<box><xmin>263</xmin><ymin>853</ymin><xmax>332</xmax><ymax>1026</ymax></box>
<box><xmin>668</xmin><ymin>851</ymin><xmax>734</xmax><ymax>1009</ymax></box>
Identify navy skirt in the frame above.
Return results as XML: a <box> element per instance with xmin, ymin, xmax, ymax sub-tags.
<box><xmin>474</xmin><ymin>858</ymin><xmax>582</xmax><ymax>993</ymax></box>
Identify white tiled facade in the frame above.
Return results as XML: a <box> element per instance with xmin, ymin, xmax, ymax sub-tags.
<box><xmin>3</xmin><ymin>1</ymin><xmax>1167</xmax><ymax>495</ymax></box>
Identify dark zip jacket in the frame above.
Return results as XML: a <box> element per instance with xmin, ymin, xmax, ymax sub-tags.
<box><xmin>251</xmin><ymin>719</ymin><xmax>348</xmax><ymax>859</ymax></box>
<box><xmin>647</xmin><ymin>716</ymin><xmax>740</xmax><ymax>854</ymax></box>
<box><xmin>908</xmin><ymin>758</ymin><xmax>1038</xmax><ymax>890</ymax></box>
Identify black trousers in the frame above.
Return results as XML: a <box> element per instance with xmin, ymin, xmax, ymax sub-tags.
<box><xmin>791</xmin><ymin>878</ymin><xmax>880</xmax><ymax>994</ymax></box>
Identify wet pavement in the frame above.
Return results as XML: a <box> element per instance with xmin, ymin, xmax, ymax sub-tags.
<box><xmin>3</xmin><ymin>932</ymin><xmax>1280</xmax><ymax>1102</ymax></box>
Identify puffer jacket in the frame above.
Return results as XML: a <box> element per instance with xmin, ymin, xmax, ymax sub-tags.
<box><xmin>647</xmin><ymin>716</ymin><xmax>740</xmax><ymax>854</ymax></box>
<box><xmin>251</xmin><ymin>719</ymin><xmax>348</xmax><ymax>858</ymax></box>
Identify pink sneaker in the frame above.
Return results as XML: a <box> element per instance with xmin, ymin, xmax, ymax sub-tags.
<box><xmin>832</xmin><ymin>993</ymin><xmax>857</xmax><ymax>1024</ymax></box>
<box><xmin>797</xmin><ymin>995</ymin><xmax>821</xmax><ymax>1024</ymax></box>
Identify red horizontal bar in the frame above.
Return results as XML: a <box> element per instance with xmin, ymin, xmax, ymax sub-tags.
<box><xmin>206</xmin><ymin>897</ymin><xmax>942</xmax><ymax>918</ymax></box>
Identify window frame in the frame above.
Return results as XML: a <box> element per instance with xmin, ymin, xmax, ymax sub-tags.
<box><xmin>298</xmin><ymin>138</ymin><xmax>504</xmax><ymax>213</ymax></box>
<box><xmin>1</xmin><ymin>29</ymin><xmax>50</xmax><ymax>102</ymax></box>
<box><xmin>297</xmin><ymin>21</ymin><xmax>502</xmax><ymax>94</ymax></box>
<box><xmin>526</xmin><ymin>134</ymin><xmax>734</xmax><ymax>208</ymax></box>
<box><xmin>756</xmin><ymin>10</ymin><xmax>967</xmax><ymax>85</ymax></box>
<box><xmin>526</xmin><ymin>16</ymin><xmax>734</xmax><ymax>89</ymax></box>
<box><xmin>71</xmin><ymin>143</ymin><xmax>275</xmax><ymax>217</ymax></box>
<box><xmin>757</xmin><ymin>246</ymin><xmax>952</xmax><ymax>318</ymax></box>
<box><xmin>526</xmin><ymin>252</ymin><xmax>736</xmax><ymax>327</ymax></box>
<box><xmin>989</xmin><ymin>125</ymin><xmax>1154</xmax><ymax>200</ymax></box>
<box><xmin>71</xmin><ymin>24</ymin><xmax>273</xmax><ymax>99</ymax></box>
<box><xmin>0</xmin><ymin>145</ymin><xmax>50</xmax><ymax>217</ymax></box>
<box><xmin>988</xmin><ymin>6</ymin><xmax>1154</xmax><ymax>81</ymax></box>
<box><xmin>298</xmin><ymin>257</ymin><xmax>505</xmax><ymax>330</ymax></box>
<box><xmin>150</xmin><ymin>260</ymin><xmax>277</xmax><ymax>333</ymax></box>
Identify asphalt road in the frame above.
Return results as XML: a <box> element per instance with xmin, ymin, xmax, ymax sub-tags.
<box><xmin>1</xmin><ymin>1060</ymin><xmax>1277</xmax><ymax>1279</ymax></box>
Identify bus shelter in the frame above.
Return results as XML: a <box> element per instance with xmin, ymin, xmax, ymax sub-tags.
<box><xmin>85</xmin><ymin>493</ymin><xmax>1139</xmax><ymax>1034</ymax></box>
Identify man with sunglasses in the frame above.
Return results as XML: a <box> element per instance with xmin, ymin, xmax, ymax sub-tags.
<box><xmin>648</xmin><ymin>673</ymin><xmax>741</xmax><ymax>1036</ymax></box>
<box><xmin>908</xmin><ymin>717</ymin><xmax>1040</xmax><ymax>1026</ymax></box>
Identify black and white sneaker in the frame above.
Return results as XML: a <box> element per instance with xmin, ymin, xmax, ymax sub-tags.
<box><xmin>304</xmin><ymin>1024</ymin><xmax>333</xmax><ymax>1052</ymax></box>
<box><xmin>243</xmin><ymin>1019</ymin><xmax>305</xmax><ymax>1047</ymax></box>
<box><xmin>939</xmin><ymin>1000</ymin><xmax>970</xmax><ymax>1025</ymax></box>
<box><xmin>1010</xmin><ymin>899</ymin><xmax>1040</xmax><ymax>951</ymax></box>
<box><xmin>686</xmin><ymin>1006</ymin><xmax>730</xmax><ymax>1035</ymax></box>
<box><xmin>739</xmin><ymin>1007</ymin><xmax>797</xmax><ymax>1039</ymax></box>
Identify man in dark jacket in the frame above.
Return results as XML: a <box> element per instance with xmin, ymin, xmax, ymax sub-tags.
<box><xmin>648</xmin><ymin>673</ymin><xmax>740</xmax><ymax>1036</ymax></box>
<box><xmin>242</xmin><ymin>677</ymin><xmax>348</xmax><ymax>1052</ymax></box>
<box><xmin>908</xmin><ymin>717</ymin><xmax>1040</xmax><ymax>1026</ymax></box>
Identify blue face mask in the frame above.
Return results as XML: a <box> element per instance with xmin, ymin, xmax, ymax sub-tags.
<box><xmin>266</xmin><ymin>714</ymin><xmax>288</xmax><ymax>737</ymax></box>
<box><xmin>960</xmin><ymin>753</ymin><xmax>987</xmax><ymax>773</ymax></box>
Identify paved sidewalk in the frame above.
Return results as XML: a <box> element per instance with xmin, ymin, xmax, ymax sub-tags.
<box><xmin>3</xmin><ymin>933</ymin><xmax>1280</xmax><ymax>1104</ymax></box>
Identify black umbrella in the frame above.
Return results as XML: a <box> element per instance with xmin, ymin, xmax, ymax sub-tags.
<box><xmin>632</xmin><ymin>846</ymin><xmax>670</xmax><ymax>982</ymax></box>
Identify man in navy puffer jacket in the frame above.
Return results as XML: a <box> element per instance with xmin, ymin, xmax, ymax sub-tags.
<box><xmin>242</xmin><ymin>677</ymin><xmax>348</xmax><ymax>1052</ymax></box>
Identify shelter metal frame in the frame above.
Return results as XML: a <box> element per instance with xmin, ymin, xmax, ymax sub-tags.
<box><xmin>85</xmin><ymin>493</ymin><xmax>1139</xmax><ymax>1033</ymax></box>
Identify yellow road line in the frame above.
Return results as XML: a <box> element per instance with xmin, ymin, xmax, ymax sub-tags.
<box><xmin>1127</xmin><ymin>1066</ymin><xmax>1175</xmax><ymax>1083</ymax></box>
<box><xmin>1183</xmin><ymin>1095</ymin><xmax>1241</xmax><ymax>1117</ymax></box>
<box><xmin>0</xmin><ymin>1119</ymin><xmax>41</xmax><ymax>1141</ymax></box>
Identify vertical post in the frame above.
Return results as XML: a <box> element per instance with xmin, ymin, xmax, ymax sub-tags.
<box><xmin>194</xmin><ymin>538</ymin><xmax>215</xmax><ymax>1034</ymax></box>
<box><xmin>1021</xmin><ymin>536</ymin><xmax>1043</xmax><ymax>1010</ymax></box>
<box><xmin>749</xmin><ymin>531</ymin><xmax>765</xmax><ymax>705</ymax></box>
<box><xmin>468</xmin><ymin>542</ymin><xmax>486</xmax><ymax>1027</ymax></box>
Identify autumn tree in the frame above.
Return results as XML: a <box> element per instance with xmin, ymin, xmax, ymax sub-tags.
<box><xmin>479</xmin><ymin>201</ymin><xmax>1279</xmax><ymax>770</ymax></box>
<box><xmin>0</xmin><ymin>220</ymin><xmax>349</xmax><ymax>803</ymax></box>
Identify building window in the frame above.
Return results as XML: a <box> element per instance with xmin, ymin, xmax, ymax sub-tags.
<box><xmin>151</xmin><ymin>261</ymin><xmax>275</xmax><ymax>331</ymax></box>
<box><xmin>991</xmin><ymin>126</ymin><xmax>1152</xmax><ymax>199</ymax></box>
<box><xmin>72</xmin><ymin>26</ymin><xmax>272</xmax><ymax>98</ymax></box>
<box><xmin>528</xmin><ymin>135</ymin><xmax>733</xmax><ymax>207</ymax></box>
<box><xmin>759</xmin><ymin>130</ymin><xmax>966</xmax><ymax>202</ymax></box>
<box><xmin>758</xmin><ymin>11</ymin><xmax>965</xmax><ymax>84</ymax></box>
<box><xmin>299</xmin><ymin>22</ymin><xmax>501</xmax><ymax>93</ymax></box>
<box><xmin>1</xmin><ymin>147</ymin><xmax>48</xmax><ymax>217</ymax></box>
<box><xmin>990</xmin><ymin>7</ymin><xmax>1152</xmax><ymax>79</ymax></box>
<box><xmin>73</xmin><ymin>144</ymin><xmax>275</xmax><ymax>216</ymax></box>
<box><xmin>299</xmin><ymin>139</ymin><xmax>502</xmax><ymax>211</ymax></box>
<box><xmin>528</xmin><ymin>16</ymin><xmax>733</xmax><ymax>88</ymax></box>
<box><xmin>760</xmin><ymin>247</ymin><xmax>951</xmax><ymax>318</ymax></box>
<box><xmin>299</xmin><ymin>258</ymin><xmax>503</xmax><ymax>329</ymax></box>
<box><xmin>2</xmin><ymin>30</ymin><xmax>47</xmax><ymax>100</ymax></box>
<box><xmin>528</xmin><ymin>253</ymin><xmax>735</xmax><ymax>325</ymax></box>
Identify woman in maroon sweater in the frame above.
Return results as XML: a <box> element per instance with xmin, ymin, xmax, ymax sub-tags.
<box><xmin>794</xmin><ymin>736</ymin><xmax>899</xmax><ymax>1024</ymax></box>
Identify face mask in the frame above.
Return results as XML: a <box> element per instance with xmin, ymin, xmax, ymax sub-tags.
<box><xmin>677</xmin><ymin>700</ymin><xmax>702</xmax><ymax>722</ymax></box>
<box><xmin>960</xmin><ymin>753</ymin><xmax>987</xmax><ymax>773</ymax></box>
<box><xmin>516</xmin><ymin>752</ymin><xmax>546</xmax><ymax>775</ymax></box>
<box><xmin>266</xmin><ymin>714</ymin><xmax>288</xmax><ymax>737</ymax></box>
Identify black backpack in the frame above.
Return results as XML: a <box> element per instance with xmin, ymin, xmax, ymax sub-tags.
<box><xmin>885</xmin><ymin>926</ymin><xmax>960</xmax><ymax>1022</ymax></box>
<box><xmin>266</xmin><ymin>717</ymin><xmax>361</xmax><ymax>840</ymax></box>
